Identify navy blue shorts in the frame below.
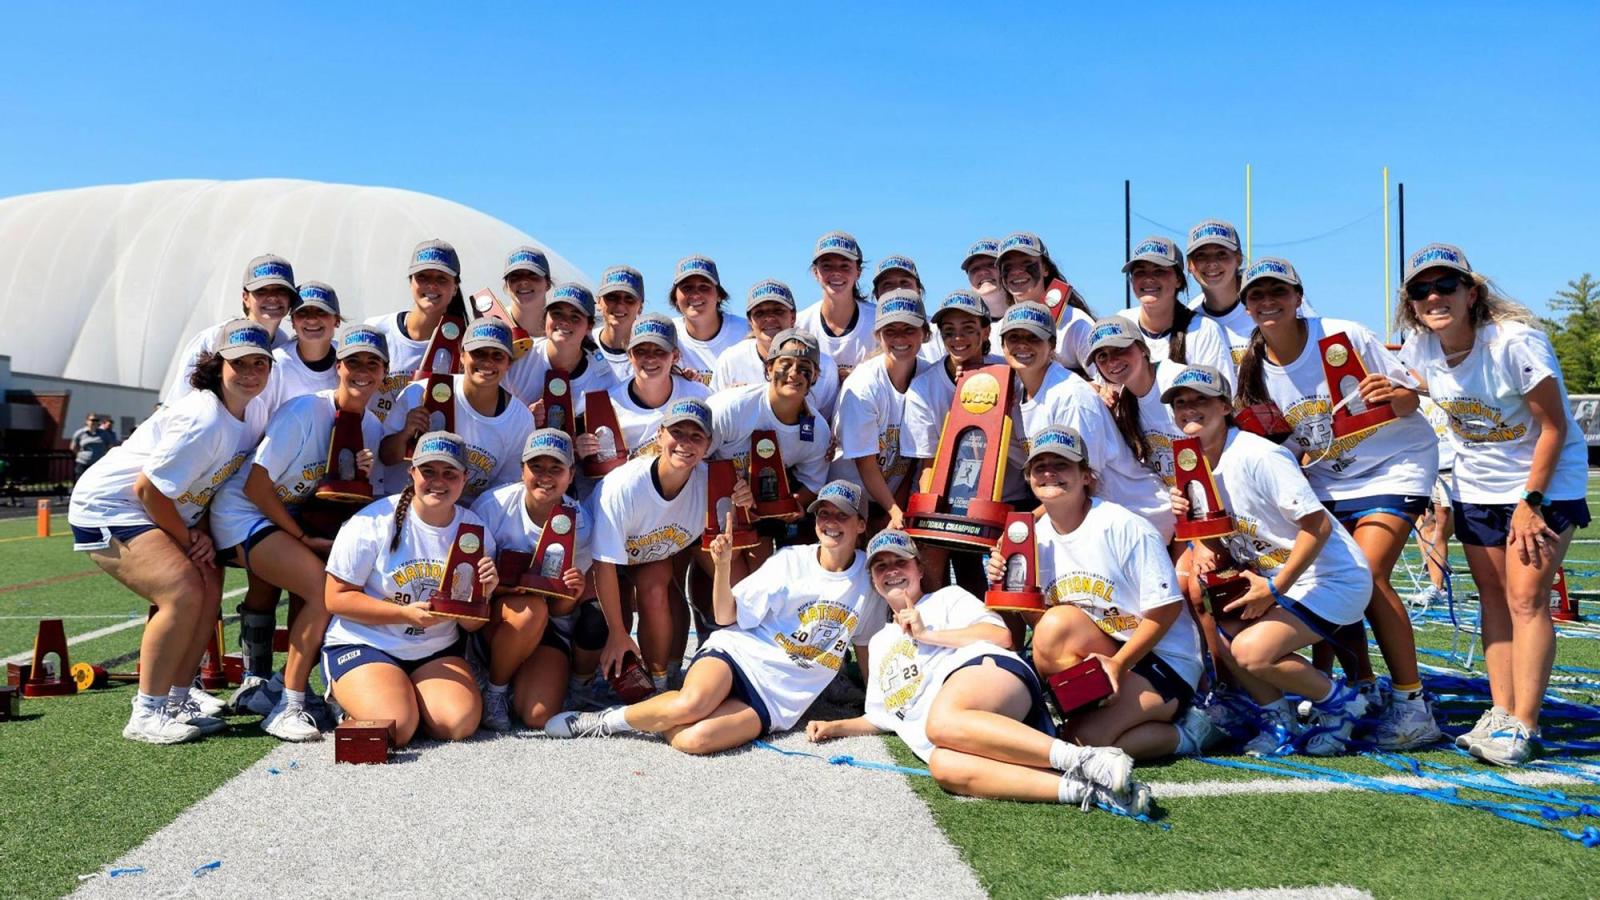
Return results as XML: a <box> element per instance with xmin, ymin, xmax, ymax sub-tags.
<box><xmin>220</xmin><ymin>524</ymin><xmax>282</xmax><ymax>569</ymax></box>
<box><xmin>1322</xmin><ymin>493</ymin><xmax>1430</xmax><ymax>523</ymax></box>
<box><xmin>1278</xmin><ymin>597</ymin><xmax>1368</xmax><ymax>676</ymax></box>
<box><xmin>692</xmin><ymin>649</ymin><xmax>772</xmax><ymax>734</ymax></box>
<box><xmin>953</xmin><ymin>654</ymin><xmax>1057</xmax><ymax>738</ymax></box>
<box><xmin>1130</xmin><ymin>653</ymin><xmax>1196</xmax><ymax>710</ymax></box>
<box><xmin>321</xmin><ymin>636</ymin><xmax>468</xmax><ymax>684</ymax></box>
<box><xmin>1454</xmin><ymin>499</ymin><xmax>1592</xmax><ymax>547</ymax></box>
<box><xmin>71</xmin><ymin>523</ymin><xmax>159</xmax><ymax>552</ymax></box>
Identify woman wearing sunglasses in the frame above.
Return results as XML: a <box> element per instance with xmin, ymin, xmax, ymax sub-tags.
<box><xmin>1396</xmin><ymin>243</ymin><xmax>1590</xmax><ymax>766</ymax></box>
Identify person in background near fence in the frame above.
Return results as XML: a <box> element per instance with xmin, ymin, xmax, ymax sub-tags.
<box><xmin>1397</xmin><ymin>243</ymin><xmax>1592</xmax><ymax>767</ymax></box>
<box><xmin>68</xmin><ymin>319</ymin><xmax>274</xmax><ymax>744</ymax></box>
<box><xmin>70</xmin><ymin>413</ymin><xmax>120</xmax><ymax>480</ymax></box>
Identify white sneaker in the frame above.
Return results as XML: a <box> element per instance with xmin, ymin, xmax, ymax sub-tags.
<box><xmin>1244</xmin><ymin>705</ymin><xmax>1300</xmax><ymax>756</ymax></box>
<box><xmin>1304</xmin><ymin>682</ymin><xmax>1368</xmax><ymax>756</ymax></box>
<box><xmin>187</xmin><ymin>684</ymin><xmax>227</xmax><ymax>717</ymax></box>
<box><xmin>169</xmin><ymin>699</ymin><xmax>226</xmax><ymax>736</ymax></box>
<box><xmin>1056</xmin><ymin>744</ymin><xmax>1134</xmax><ymax>794</ymax></box>
<box><xmin>1090</xmin><ymin>781</ymin><xmax>1154</xmax><ymax>818</ymax></box>
<box><xmin>544</xmin><ymin>708</ymin><xmax>622</xmax><ymax>739</ymax></box>
<box><xmin>481</xmin><ymin>690</ymin><xmax>513</xmax><ymax>733</ymax></box>
<box><xmin>227</xmin><ymin>674</ymin><xmax>273</xmax><ymax>716</ymax></box>
<box><xmin>1176</xmin><ymin>705</ymin><xmax>1225</xmax><ymax>755</ymax></box>
<box><xmin>1404</xmin><ymin>584</ymin><xmax>1442</xmax><ymax>614</ymax></box>
<box><xmin>1200</xmin><ymin>691</ymin><xmax>1259</xmax><ymax>743</ymax></box>
<box><xmin>262</xmin><ymin>699</ymin><xmax>323</xmax><ymax>742</ymax></box>
<box><xmin>124</xmin><ymin>704</ymin><xmax>201</xmax><ymax>744</ymax></box>
<box><xmin>1374</xmin><ymin>696</ymin><xmax>1444</xmax><ymax>750</ymax></box>
<box><xmin>1470</xmin><ymin>719</ymin><xmax>1536</xmax><ymax>767</ymax></box>
<box><xmin>1455</xmin><ymin>706</ymin><xmax>1511</xmax><ymax>751</ymax></box>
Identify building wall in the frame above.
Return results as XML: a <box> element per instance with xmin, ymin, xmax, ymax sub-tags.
<box><xmin>1</xmin><ymin>356</ymin><xmax>158</xmax><ymax>445</ymax></box>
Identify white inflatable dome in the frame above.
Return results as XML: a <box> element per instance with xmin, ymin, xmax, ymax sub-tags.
<box><xmin>0</xmin><ymin>179</ymin><xmax>584</xmax><ymax>392</ymax></box>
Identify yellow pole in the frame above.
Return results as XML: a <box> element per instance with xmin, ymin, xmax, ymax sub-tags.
<box><xmin>1245</xmin><ymin>164</ymin><xmax>1252</xmax><ymax>261</ymax></box>
<box><xmin>1383</xmin><ymin>166</ymin><xmax>1392</xmax><ymax>344</ymax></box>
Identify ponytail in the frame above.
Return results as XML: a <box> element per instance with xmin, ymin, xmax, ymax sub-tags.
<box><xmin>389</xmin><ymin>483</ymin><xmax>415</xmax><ymax>552</ymax></box>
<box><xmin>1110</xmin><ymin>384</ymin><xmax>1151</xmax><ymax>466</ymax></box>
<box><xmin>1168</xmin><ymin>302</ymin><xmax>1195</xmax><ymax>364</ymax></box>
<box><xmin>1233</xmin><ymin>327</ymin><xmax>1272</xmax><ymax>408</ymax></box>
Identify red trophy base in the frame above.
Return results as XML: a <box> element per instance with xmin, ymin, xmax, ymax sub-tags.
<box><xmin>1046</xmin><ymin>657</ymin><xmax>1114</xmax><ymax>718</ymax></box>
<box><xmin>1175</xmin><ymin>513</ymin><xmax>1234</xmax><ymax>542</ymax></box>
<box><xmin>494</xmin><ymin>550</ymin><xmax>538</xmax><ymax>596</ymax></box>
<box><xmin>985</xmin><ymin>589</ymin><xmax>1046</xmax><ymax>613</ymax></box>
<box><xmin>315</xmin><ymin>483</ymin><xmax>373</xmax><ymax>504</ymax></box>
<box><xmin>514</xmin><ymin>574</ymin><xmax>577</xmax><ymax>603</ymax></box>
<box><xmin>611</xmin><ymin>652</ymin><xmax>656</xmax><ymax>704</ymax></box>
<box><xmin>702</xmin><ymin>526</ymin><xmax>760</xmax><ymax>551</ymax></box>
<box><xmin>1201</xmin><ymin>568</ymin><xmax>1251</xmax><ymax>615</ymax></box>
<box><xmin>752</xmin><ymin>498</ymin><xmax>802</xmax><ymax>520</ymax></box>
<box><xmin>198</xmin><ymin>622</ymin><xmax>233</xmax><ymax>690</ymax></box>
<box><xmin>335</xmin><ymin>719</ymin><xmax>394</xmax><ymax>764</ymax></box>
<box><xmin>22</xmin><ymin>619</ymin><xmax>76</xmax><ymax>697</ymax></box>
<box><xmin>905</xmin><ymin>493</ymin><xmax>1011</xmax><ymax>551</ymax></box>
<box><xmin>0</xmin><ymin>685</ymin><xmax>17</xmax><ymax>721</ymax></box>
<box><xmin>429</xmin><ymin>595</ymin><xmax>491</xmax><ymax>623</ymax></box>
<box><xmin>1331</xmin><ymin>406</ymin><xmax>1396</xmax><ymax>441</ymax></box>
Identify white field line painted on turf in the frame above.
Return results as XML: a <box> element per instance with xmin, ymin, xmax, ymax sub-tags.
<box><xmin>1148</xmin><ymin>769</ymin><xmax>1580</xmax><ymax>799</ymax></box>
<box><xmin>0</xmin><ymin>614</ymin><xmax>138</xmax><ymax>620</ymax></box>
<box><xmin>2</xmin><ymin>587</ymin><xmax>247</xmax><ymax>666</ymax></box>
<box><xmin>1059</xmin><ymin>887</ymin><xmax>1373</xmax><ymax>900</ymax></box>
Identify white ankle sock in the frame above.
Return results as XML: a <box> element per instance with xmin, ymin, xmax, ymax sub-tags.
<box><xmin>1048</xmin><ymin>739</ymin><xmax>1080</xmax><ymax>772</ymax></box>
<box><xmin>1057</xmin><ymin>773</ymin><xmax>1089</xmax><ymax>805</ymax></box>
<box><xmin>167</xmin><ymin>686</ymin><xmax>191</xmax><ymax>705</ymax></box>
<box><xmin>137</xmin><ymin>692</ymin><xmax>164</xmax><ymax>712</ymax></box>
<box><xmin>601</xmin><ymin>706</ymin><xmax>634</xmax><ymax>733</ymax></box>
<box><xmin>282</xmin><ymin>688</ymin><xmax>306</xmax><ymax>708</ymax></box>
<box><xmin>487</xmin><ymin>682</ymin><xmax>508</xmax><ymax>695</ymax></box>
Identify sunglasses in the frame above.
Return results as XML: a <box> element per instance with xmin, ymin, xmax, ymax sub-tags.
<box><xmin>1405</xmin><ymin>273</ymin><xmax>1466</xmax><ymax>301</ymax></box>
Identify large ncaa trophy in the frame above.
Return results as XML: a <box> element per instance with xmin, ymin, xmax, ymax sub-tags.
<box><xmin>985</xmin><ymin>512</ymin><xmax>1045</xmax><ymax>612</ymax></box>
<box><xmin>316</xmin><ymin>410</ymin><xmax>373</xmax><ymax>502</ymax></box>
<box><xmin>704</xmin><ymin>459</ymin><xmax>759</xmax><ymax>549</ymax></box>
<box><xmin>905</xmin><ymin>364</ymin><xmax>1015</xmax><ymax>550</ymax></box>
<box><xmin>1318</xmin><ymin>332</ymin><xmax>1396</xmax><ymax>439</ymax></box>
<box><xmin>748</xmin><ymin>429</ymin><xmax>801</xmax><ymax>519</ymax></box>
<box><xmin>468</xmin><ymin>288</ymin><xmax>533</xmax><ymax>358</ymax></box>
<box><xmin>415</xmin><ymin>316</ymin><xmax>465</xmax><ymax>378</ymax></box>
<box><xmin>581</xmin><ymin>390</ymin><xmax>628</xmax><ymax>477</ymax></box>
<box><xmin>497</xmin><ymin>503</ymin><xmax>581</xmax><ymax>601</ymax></box>
<box><xmin>429</xmin><ymin>523</ymin><xmax>489</xmax><ymax>621</ymax></box>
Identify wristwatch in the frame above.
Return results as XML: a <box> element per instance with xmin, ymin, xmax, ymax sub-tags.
<box><xmin>1521</xmin><ymin>489</ymin><xmax>1546</xmax><ymax>508</ymax></box>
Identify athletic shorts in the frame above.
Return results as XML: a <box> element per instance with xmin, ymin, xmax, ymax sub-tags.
<box><xmin>1277</xmin><ymin>597</ymin><xmax>1368</xmax><ymax>676</ymax></box>
<box><xmin>321</xmin><ymin>635</ymin><xmax>468</xmax><ymax>684</ymax></box>
<box><xmin>1322</xmin><ymin>493</ymin><xmax>1430</xmax><ymax>524</ymax></box>
<box><xmin>71</xmin><ymin>523</ymin><xmax>158</xmax><ymax>552</ymax></box>
<box><xmin>954</xmin><ymin>654</ymin><xmax>1056</xmax><ymax>738</ymax></box>
<box><xmin>1454</xmin><ymin>499</ymin><xmax>1592</xmax><ymax>547</ymax></box>
<box><xmin>1130</xmin><ymin>653</ymin><xmax>1196</xmax><ymax>711</ymax></box>
<box><xmin>218</xmin><ymin>524</ymin><xmax>281</xmax><ymax>569</ymax></box>
<box><xmin>691</xmin><ymin>648</ymin><xmax>772</xmax><ymax>734</ymax></box>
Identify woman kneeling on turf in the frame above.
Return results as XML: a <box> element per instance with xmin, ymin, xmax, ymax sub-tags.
<box><xmin>810</xmin><ymin>529</ymin><xmax>1150</xmax><ymax>814</ymax></box>
<box><xmin>470</xmin><ymin>428</ymin><xmax>594</xmax><ymax>731</ymax></box>
<box><xmin>546</xmin><ymin>479</ymin><xmax>883</xmax><ymax>754</ymax></box>
<box><xmin>1165</xmin><ymin>365</ymin><xmax>1373</xmax><ymax>756</ymax></box>
<box><xmin>322</xmin><ymin>432</ymin><xmax>499</xmax><ymax>747</ymax></box>
<box><xmin>992</xmin><ymin>426</ymin><xmax>1213</xmax><ymax>761</ymax></box>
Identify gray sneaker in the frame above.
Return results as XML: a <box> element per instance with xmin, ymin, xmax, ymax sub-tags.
<box><xmin>1470</xmin><ymin>719</ymin><xmax>1535</xmax><ymax>767</ymax></box>
<box><xmin>168</xmin><ymin>699</ymin><xmax>226</xmax><ymax>736</ymax></box>
<box><xmin>1304</xmin><ymin>682</ymin><xmax>1368</xmax><ymax>756</ymax></box>
<box><xmin>1089</xmin><ymin>781</ymin><xmax>1154</xmax><ymax>818</ymax></box>
<box><xmin>1176</xmin><ymin>705</ymin><xmax>1225</xmax><ymax>755</ymax></box>
<box><xmin>262</xmin><ymin>699</ymin><xmax>323</xmax><ymax>742</ymax></box>
<box><xmin>481</xmin><ymin>690</ymin><xmax>513</xmax><ymax>733</ymax></box>
<box><xmin>187</xmin><ymin>684</ymin><xmax>227</xmax><ymax>717</ymax></box>
<box><xmin>125</xmin><ymin>704</ymin><xmax>202</xmax><ymax>745</ymax></box>
<box><xmin>544</xmin><ymin>708</ymin><xmax>622</xmax><ymax>739</ymax></box>
<box><xmin>1455</xmin><ymin>706</ymin><xmax>1511</xmax><ymax>751</ymax></box>
<box><xmin>1375</xmin><ymin>696</ymin><xmax>1444</xmax><ymax>750</ymax></box>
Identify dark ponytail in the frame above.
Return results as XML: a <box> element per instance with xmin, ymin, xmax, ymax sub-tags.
<box><xmin>187</xmin><ymin>351</ymin><xmax>226</xmax><ymax>397</ymax></box>
<box><xmin>389</xmin><ymin>483</ymin><xmax>415</xmax><ymax>552</ymax></box>
<box><xmin>1110</xmin><ymin>384</ymin><xmax>1151</xmax><ymax>466</ymax></box>
<box><xmin>1234</xmin><ymin>327</ymin><xmax>1272</xmax><ymax>408</ymax></box>
<box><xmin>1168</xmin><ymin>302</ymin><xmax>1196</xmax><ymax>364</ymax></box>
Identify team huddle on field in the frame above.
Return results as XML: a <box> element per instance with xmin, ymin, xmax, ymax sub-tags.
<box><xmin>66</xmin><ymin>223</ymin><xmax>1592</xmax><ymax>815</ymax></box>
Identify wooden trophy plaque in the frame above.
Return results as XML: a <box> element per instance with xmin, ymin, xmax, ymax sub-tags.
<box><xmin>748</xmin><ymin>429</ymin><xmax>801</xmax><ymax>519</ymax></box>
<box><xmin>0</xmin><ymin>685</ymin><xmax>18</xmax><ymax>721</ymax></box>
<box><xmin>906</xmin><ymin>364</ymin><xmax>1015</xmax><ymax>550</ymax></box>
<box><xmin>469</xmin><ymin>288</ymin><xmax>533</xmax><ymax>358</ymax></box>
<box><xmin>612</xmin><ymin>652</ymin><xmax>657</xmax><ymax>703</ymax></box>
<box><xmin>1200</xmin><ymin>550</ymin><xmax>1252</xmax><ymax>615</ymax></box>
<box><xmin>1235</xmin><ymin>401</ymin><xmax>1294</xmax><ymax>445</ymax></box>
<box><xmin>1046</xmin><ymin>657</ymin><xmax>1114</xmax><ymax>718</ymax></box>
<box><xmin>543</xmin><ymin>369</ymin><xmax>575</xmax><ymax>437</ymax></box>
<box><xmin>1318</xmin><ymin>332</ymin><xmax>1396</xmax><ymax>439</ymax></box>
<box><xmin>316</xmin><ymin>409</ymin><xmax>374</xmax><ymax>502</ymax></box>
<box><xmin>21</xmin><ymin>618</ymin><xmax>75</xmax><ymax>697</ymax></box>
<box><xmin>704</xmin><ymin>460</ymin><xmax>759</xmax><ymax>550</ymax></box>
<box><xmin>515</xmin><ymin>503</ymin><xmax>580</xmax><ymax>601</ymax></box>
<box><xmin>985</xmin><ymin>512</ymin><xmax>1045</xmax><ymax>612</ymax></box>
<box><xmin>1172</xmin><ymin>437</ymin><xmax>1235</xmax><ymax>541</ymax></box>
<box><xmin>429</xmin><ymin>524</ymin><xmax>489</xmax><ymax>621</ymax></box>
<box><xmin>1039</xmin><ymin>278</ymin><xmax>1077</xmax><ymax>326</ymax></box>
<box><xmin>406</xmin><ymin>374</ymin><xmax>456</xmax><ymax>459</ymax></box>
<box><xmin>581</xmin><ymin>390</ymin><xmax>628</xmax><ymax>477</ymax></box>
<box><xmin>415</xmin><ymin>315</ymin><xmax>466</xmax><ymax>379</ymax></box>
<box><xmin>335</xmin><ymin>719</ymin><xmax>395</xmax><ymax>764</ymax></box>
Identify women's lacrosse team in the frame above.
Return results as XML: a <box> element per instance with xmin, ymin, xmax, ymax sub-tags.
<box><xmin>68</xmin><ymin>224</ymin><xmax>1590</xmax><ymax>815</ymax></box>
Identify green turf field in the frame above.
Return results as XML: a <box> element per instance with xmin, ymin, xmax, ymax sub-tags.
<box><xmin>3</xmin><ymin>502</ymin><xmax>1598</xmax><ymax>899</ymax></box>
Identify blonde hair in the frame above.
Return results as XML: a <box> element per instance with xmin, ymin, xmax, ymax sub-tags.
<box><xmin>1395</xmin><ymin>271</ymin><xmax>1538</xmax><ymax>336</ymax></box>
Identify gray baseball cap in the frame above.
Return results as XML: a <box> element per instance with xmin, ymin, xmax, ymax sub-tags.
<box><xmin>547</xmin><ymin>282</ymin><xmax>596</xmax><ymax>318</ymax></box>
<box><xmin>768</xmin><ymin>328</ymin><xmax>821</xmax><ymax>367</ymax></box>
<box><xmin>462</xmin><ymin>319</ymin><xmax>515</xmax><ymax>355</ymax></box>
<box><xmin>243</xmin><ymin>254</ymin><xmax>295</xmax><ymax>292</ymax></box>
<box><xmin>998</xmin><ymin>301</ymin><xmax>1055</xmax><ymax>341</ymax></box>
<box><xmin>961</xmin><ymin>238</ymin><xmax>1002</xmax><ymax>271</ymax></box>
<box><xmin>1122</xmin><ymin>236</ymin><xmax>1183</xmax><ymax>272</ymax></box>
<box><xmin>1160</xmin><ymin>364</ymin><xmax>1232</xmax><ymax>403</ymax></box>
<box><xmin>521</xmin><ymin>428</ymin><xmax>575</xmax><ymax>466</ymax></box>
<box><xmin>293</xmin><ymin>281</ymin><xmax>340</xmax><ymax>316</ymax></box>
<box><xmin>932</xmin><ymin>290</ymin><xmax>991</xmax><ymax>325</ymax></box>
<box><xmin>866</xmin><ymin>529</ymin><xmax>919</xmax><ymax>561</ymax></box>
<box><xmin>658</xmin><ymin>398</ymin><xmax>713</xmax><ymax>439</ymax></box>
<box><xmin>412</xmin><ymin>431</ymin><xmax>467</xmax><ymax>471</ymax></box>
<box><xmin>812</xmin><ymin>230</ymin><xmax>861</xmax><ymax>263</ymax></box>
<box><xmin>1403</xmin><ymin>242</ymin><xmax>1473</xmax><ymax>284</ymax></box>
<box><xmin>1187</xmin><ymin>219</ymin><xmax>1241</xmax><ymax>254</ymax></box>
<box><xmin>672</xmin><ymin>255</ymin><xmax>725</xmax><ymax>294</ymax></box>
<box><xmin>1026</xmin><ymin>425</ymin><xmax>1088</xmax><ymax>465</ymax></box>
<box><xmin>216</xmin><ymin>318</ymin><xmax>274</xmax><ymax>360</ymax></box>
<box><xmin>998</xmin><ymin>232</ymin><xmax>1047</xmax><ymax>258</ymax></box>
<box><xmin>503</xmin><ymin>246</ymin><xmax>550</xmax><ymax>279</ymax></box>
<box><xmin>807</xmin><ymin>479</ymin><xmax>865</xmax><ymax>517</ymax></box>
<box><xmin>408</xmin><ymin>240</ymin><xmax>461</xmax><ymax>279</ymax></box>
<box><xmin>874</xmin><ymin>289</ymin><xmax>928</xmax><ymax>331</ymax></box>
<box><xmin>875</xmin><ymin>255</ymin><xmax>919</xmax><ymax>282</ymax></box>
<box><xmin>598</xmin><ymin>265</ymin><xmax>645</xmax><ymax>300</ymax></box>
<box><xmin>1240</xmin><ymin>257</ymin><xmax>1302</xmax><ymax>294</ymax></box>
<box><xmin>628</xmin><ymin>313</ymin><xmax>679</xmax><ymax>351</ymax></box>
<box><xmin>1087</xmin><ymin>316</ymin><xmax>1143</xmax><ymax>356</ymax></box>
<box><xmin>746</xmin><ymin>279</ymin><xmax>796</xmax><ymax>313</ymax></box>
<box><xmin>334</xmin><ymin>323</ymin><xmax>389</xmax><ymax>363</ymax></box>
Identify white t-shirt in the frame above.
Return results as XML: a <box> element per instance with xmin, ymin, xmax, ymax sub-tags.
<box><xmin>610</xmin><ymin>376</ymin><xmax>711</xmax><ymax>458</ymax></box>
<box><xmin>1047</xmin><ymin>369</ymin><xmax>1174</xmax><ymax>540</ymax></box>
<box><xmin>795</xmin><ymin>299</ymin><xmax>877</xmax><ymax>380</ymax></box>
<box><xmin>592</xmin><ymin>340</ymin><xmax>633</xmax><ymax>382</ymax></box>
<box><xmin>1130</xmin><ymin>361</ymin><xmax>1190</xmax><ymax>489</ymax></box>
<box><xmin>363</xmin><ymin>310</ymin><xmax>432</xmax><ymax>424</ymax></box>
<box><xmin>470</xmin><ymin>482</ymin><xmax>594</xmax><ymax>574</ymax></box>
<box><xmin>1035</xmin><ymin>499</ymin><xmax>1203</xmax><ymax>687</ymax></box>
<box><xmin>163</xmin><ymin>320</ymin><xmax>295</xmax><ymax>405</ymax></box>
<box><xmin>323</xmin><ymin>497</ymin><xmax>495</xmax><ymax>659</ymax></box>
<box><xmin>1191</xmin><ymin>296</ymin><xmax>1255</xmax><ymax>368</ymax></box>
<box><xmin>385</xmin><ymin>375</ymin><xmax>533</xmax><ymax>503</ymax></box>
<box><xmin>1399</xmin><ymin>321</ymin><xmax>1589</xmax><ymax>504</ymax></box>
<box><xmin>863</xmin><ymin>586</ymin><xmax>1018</xmax><ymax>763</ymax></box>
<box><xmin>1211</xmin><ymin>429</ymin><xmax>1371</xmax><ymax>624</ymax></box>
<box><xmin>503</xmin><ymin>340</ymin><xmax>623</xmax><ymax>413</ymax></box>
<box><xmin>673</xmin><ymin>314</ymin><xmax>750</xmax><ymax>386</ymax></box>
<box><xmin>829</xmin><ymin>357</ymin><xmax>926</xmax><ymax>496</ymax></box>
<box><xmin>1256</xmin><ymin>317</ymin><xmax>1438</xmax><ymax>501</ymax></box>
<box><xmin>1115</xmin><ymin>306</ymin><xmax>1237</xmax><ymax>384</ymax></box>
<box><xmin>711</xmin><ymin>338</ymin><xmax>842</xmax><ymax>422</ymax></box>
<box><xmin>708</xmin><ymin>385</ymin><xmax>833</xmax><ymax>492</ymax></box>
<box><xmin>262</xmin><ymin>344</ymin><xmax>338</xmax><ymax>415</ymax></box>
<box><xmin>1419</xmin><ymin>395</ymin><xmax>1456</xmax><ymax>471</ymax></box>
<box><xmin>588</xmin><ymin>456</ymin><xmax>706</xmax><ymax>565</ymax></box>
<box><xmin>210</xmin><ymin>391</ymin><xmax>384</xmax><ymax>549</ymax></box>
<box><xmin>700</xmin><ymin>545</ymin><xmax>885</xmax><ymax>731</ymax></box>
<box><xmin>1055</xmin><ymin>305</ymin><xmax>1096</xmax><ymax>372</ymax></box>
<box><xmin>70</xmin><ymin>390</ymin><xmax>266</xmax><ymax>529</ymax></box>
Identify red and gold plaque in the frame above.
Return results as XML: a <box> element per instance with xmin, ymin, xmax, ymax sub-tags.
<box><xmin>985</xmin><ymin>512</ymin><xmax>1045</xmax><ymax>612</ymax></box>
<box><xmin>906</xmin><ymin>364</ymin><xmax>1015</xmax><ymax>550</ymax></box>
<box><xmin>1318</xmin><ymin>332</ymin><xmax>1396</xmax><ymax>439</ymax></box>
<box><xmin>581</xmin><ymin>390</ymin><xmax>628</xmax><ymax>477</ymax></box>
<box><xmin>748</xmin><ymin>429</ymin><xmax>801</xmax><ymax>519</ymax></box>
<box><xmin>1046</xmin><ymin>657</ymin><xmax>1114</xmax><ymax>718</ymax></box>
<box><xmin>316</xmin><ymin>408</ymin><xmax>374</xmax><ymax>502</ymax></box>
<box><xmin>1172</xmin><ymin>437</ymin><xmax>1234</xmax><ymax>541</ymax></box>
<box><xmin>516</xmin><ymin>503</ymin><xmax>581</xmax><ymax>601</ymax></box>
<box><xmin>429</xmin><ymin>524</ymin><xmax>489</xmax><ymax>621</ymax></box>
<box><xmin>1039</xmin><ymin>278</ymin><xmax>1077</xmax><ymax>326</ymax></box>
<box><xmin>704</xmin><ymin>459</ymin><xmax>759</xmax><ymax>550</ymax></box>
<box><xmin>469</xmin><ymin>288</ymin><xmax>533</xmax><ymax>358</ymax></box>
<box><xmin>415</xmin><ymin>314</ymin><xmax>466</xmax><ymax>379</ymax></box>
<box><xmin>543</xmin><ymin>368</ymin><xmax>574</xmax><ymax>438</ymax></box>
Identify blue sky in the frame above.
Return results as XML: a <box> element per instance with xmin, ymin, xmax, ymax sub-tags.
<box><xmin>5</xmin><ymin>2</ymin><xmax>1597</xmax><ymax>337</ymax></box>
